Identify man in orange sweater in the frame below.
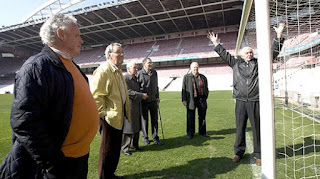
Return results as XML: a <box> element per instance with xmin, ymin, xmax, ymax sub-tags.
<box><xmin>0</xmin><ymin>14</ymin><xmax>99</xmax><ymax>179</ymax></box>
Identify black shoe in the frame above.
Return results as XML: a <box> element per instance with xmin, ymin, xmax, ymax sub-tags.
<box><xmin>187</xmin><ymin>135</ymin><xmax>193</xmax><ymax>139</ymax></box>
<box><xmin>153</xmin><ymin>138</ymin><xmax>162</xmax><ymax>145</ymax></box>
<box><xmin>232</xmin><ymin>155</ymin><xmax>241</xmax><ymax>163</ymax></box>
<box><xmin>122</xmin><ymin>151</ymin><xmax>132</xmax><ymax>156</ymax></box>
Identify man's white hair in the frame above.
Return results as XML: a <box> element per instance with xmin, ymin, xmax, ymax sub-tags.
<box><xmin>126</xmin><ymin>61</ymin><xmax>136</xmax><ymax>70</ymax></box>
<box><xmin>190</xmin><ymin>62</ymin><xmax>199</xmax><ymax>68</ymax></box>
<box><xmin>105</xmin><ymin>43</ymin><xmax>122</xmax><ymax>60</ymax></box>
<box><xmin>239</xmin><ymin>47</ymin><xmax>253</xmax><ymax>58</ymax></box>
<box><xmin>39</xmin><ymin>14</ymin><xmax>77</xmax><ymax>45</ymax></box>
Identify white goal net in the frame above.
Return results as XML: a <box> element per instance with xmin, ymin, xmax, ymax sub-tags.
<box><xmin>268</xmin><ymin>0</ymin><xmax>320</xmax><ymax>178</ymax></box>
<box><xmin>244</xmin><ymin>0</ymin><xmax>320</xmax><ymax>178</ymax></box>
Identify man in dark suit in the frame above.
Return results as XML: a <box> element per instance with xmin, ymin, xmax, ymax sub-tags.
<box><xmin>122</xmin><ymin>61</ymin><xmax>148</xmax><ymax>155</ymax></box>
<box><xmin>182</xmin><ymin>62</ymin><xmax>209</xmax><ymax>139</ymax></box>
<box><xmin>137</xmin><ymin>58</ymin><xmax>162</xmax><ymax>145</ymax></box>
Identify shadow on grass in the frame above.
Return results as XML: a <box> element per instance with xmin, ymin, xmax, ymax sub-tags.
<box><xmin>124</xmin><ymin>157</ymin><xmax>239</xmax><ymax>178</ymax></box>
<box><xmin>276</xmin><ymin>136</ymin><xmax>320</xmax><ymax>158</ymax></box>
<box><xmin>141</xmin><ymin>127</ymin><xmax>253</xmax><ymax>152</ymax></box>
<box><xmin>141</xmin><ymin>128</ymin><xmax>238</xmax><ymax>152</ymax></box>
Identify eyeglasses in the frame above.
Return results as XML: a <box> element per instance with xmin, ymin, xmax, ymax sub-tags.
<box><xmin>112</xmin><ymin>51</ymin><xmax>125</xmax><ymax>55</ymax></box>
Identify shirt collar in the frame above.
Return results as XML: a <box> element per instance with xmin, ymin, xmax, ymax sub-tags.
<box><xmin>143</xmin><ymin>67</ymin><xmax>152</xmax><ymax>75</ymax></box>
<box><xmin>129</xmin><ymin>74</ymin><xmax>137</xmax><ymax>80</ymax></box>
<box><xmin>192</xmin><ymin>73</ymin><xmax>199</xmax><ymax>77</ymax></box>
<box><xmin>50</xmin><ymin>46</ymin><xmax>72</xmax><ymax>60</ymax></box>
<box><xmin>109</xmin><ymin>60</ymin><xmax>119</xmax><ymax>72</ymax></box>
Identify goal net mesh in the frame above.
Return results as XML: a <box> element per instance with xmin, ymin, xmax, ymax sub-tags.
<box><xmin>245</xmin><ymin>0</ymin><xmax>320</xmax><ymax>178</ymax></box>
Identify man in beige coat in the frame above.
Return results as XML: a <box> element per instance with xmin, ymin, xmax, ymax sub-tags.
<box><xmin>91</xmin><ymin>42</ymin><xmax>130</xmax><ymax>179</ymax></box>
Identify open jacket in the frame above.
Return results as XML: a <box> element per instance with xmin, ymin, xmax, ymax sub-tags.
<box><xmin>123</xmin><ymin>73</ymin><xmax>143</xmax><ymax>134</ymax></box>
<box><xmin>91</xmin><ymin>60</ymin><xmax>130</xmax><ymax>130</ymax></box>
<box><xmin>137</xmin><ymin>68</ymin><xmax>159</xmax><ymax>103</ymax></box>
<box><xmin>0</xmin><ymin>45</ymin><xmax>87</xmax><ymax>178</ymax></box>
<box><xmin>182</xmin><ymin>73</ymin><xmax>209</xmax><ymax>110</ymax></box>
<box><xmin>214</xmin><ymin>37</ymin><xmax>284</xmax><ymax>101</ymax></box>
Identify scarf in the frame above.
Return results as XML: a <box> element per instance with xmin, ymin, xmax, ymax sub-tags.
<box><xmin>192</xmin><ymin>74</ymin><xmax>204</xmax><ymax>97</ymax></box>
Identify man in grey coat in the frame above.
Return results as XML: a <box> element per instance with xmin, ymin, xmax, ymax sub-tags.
<box><xmin>122</xmin><ymin>61</ymin><xmax>148</xmax><ymax>155</ymax></box>
<box><xmin>182</xmin><ymin>62</ymin><xmax>209</xmax><ymax>139</ymax></box>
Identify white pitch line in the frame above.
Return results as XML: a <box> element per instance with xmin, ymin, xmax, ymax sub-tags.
<box><xmin>246</xmin><ymin>131</ymin><xmax>261</xmax><ymax>179</ymax></box>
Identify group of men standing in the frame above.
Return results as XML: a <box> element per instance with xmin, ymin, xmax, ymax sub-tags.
<box><xmin>0</xmin><ymin>12</ymin><xmax>286</xmax><ymax>179</ymax></box>
<box><xmin>0</xmin><ymin>14</ymin><xmax>163</xmax><ymax>179</ymax></box>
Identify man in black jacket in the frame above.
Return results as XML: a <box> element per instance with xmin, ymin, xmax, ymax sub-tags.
<box><xmin>182</xmin><ymin>62</ymin><xmax>209</xmax><ymax>139</ymax></box>
<box><xmin>137</xmin><ymin>58</ymin><xmax>162</xmax><ymax>145</ymax></box>
<box><xmin>0</xmin><ymin>14</ymin><xmax>99</xmax><ymax>179</ymax></box>
<box><xmin>207</xmin><ymin>22</ymin><xmax>285</xmax><ymax>166</ymax></box>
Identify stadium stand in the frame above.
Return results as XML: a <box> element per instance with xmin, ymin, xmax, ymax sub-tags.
<box><xmin>149</xmin><ymin>38</ymin><xmax>181</xmax><ymax>59</ymax></box>
<box><xmin>123</xmin><ymin>41</ymin><xmax>155</xmax><ymax>62</ymax></box>
<box><xmin>0</xmin><ymin>57</ymin><xmax>24</xmax><ymax>94</ymax></box>
<box><xmin>73</xmin><ymin>47</ymin><xmax>105</xmax><ymax>65</ymax></box>
<box><xmin>70</xmin><ymin>30</ymin><xmax>238</xmax><ymax>67</ymax></box>
<box><xmin>0</xmin><ymin>58</ymin><xmax>24</xmax><ymax>76</ymax></box>
<box><xmin>178</xmin><ymin>33</ymin><xmax>237</xmax><ymax>58</ymax></box>
<box><xmin>154</xmin><ymin>63</ymin><xmax>233</xmax><ymax>91</ymax></box>
<box><xmin>217</xmin><ymin>31</ymin><xmax>238</xmax><ymax>50</ymax></box>
<box><xmin>285</xmin><ymin>56</ymin><xmax>315</xmax><ymax>68</ymax></box>
<box><xmin>244</xmin><ymin>31</ymin><xmax>257</xmax><ymax>49</ymax></box>
<box><xmin>179</xmin><ymin>35</ymin><xmax>213</xmax><ymax>56</ymax></box>
<box><xmin>273</xmin><ymin>65</ymin><xmax>320</xmax><ymax>107</ymax></box>
<box><xmin>155</xmin><ymin>63</ymin><xmax>232</xmax><ymax>77</ymax></box>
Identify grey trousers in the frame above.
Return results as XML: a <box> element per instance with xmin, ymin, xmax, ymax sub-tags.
<box><xmin>121</xmin><ymin>132</ymin><xmax>140</xmax><ymax>152</ymax></box>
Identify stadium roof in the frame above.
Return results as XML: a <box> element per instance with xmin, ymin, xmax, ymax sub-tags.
<box><xmin>0</xmin><ymin>0</ymin><xmax>243</xmax><ymax>54</ymax></box>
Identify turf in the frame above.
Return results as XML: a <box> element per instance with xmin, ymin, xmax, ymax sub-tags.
<box><xmin>5</xmin><ymin>91</ymin><xmax>316</xmax><ymax>178</ymax></box>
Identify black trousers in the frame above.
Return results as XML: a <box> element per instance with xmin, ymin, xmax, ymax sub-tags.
<box><xmin>44</xmin><ymin>153</ymin><xmax>89</xmax><ymax>179</ymax></box>
<box><xmin>234</xmin><ymin>100</ymin><xmax>261</xmax><ymax>159</ymax></box>
<box><xmin>98</xmin><ymin>119</ymin><xmax>123</xmax><ymax>179</ymax></box>
<box><xmin>186</xmin><ymin>97</ymin><xmax>207</xmax><ymax>137</ymax></box>
<box><xmin>141</xmin><ymin>101</ymin><xmax>159</xmax><ymax>141</ymax></box>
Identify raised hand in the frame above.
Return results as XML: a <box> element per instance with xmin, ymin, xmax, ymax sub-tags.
<box><xmin>273</xmin><ymin>22</ymin><xmax>285</xmax><ymax>38</ymax></box>
<box><xmin>207</xmin><ymin>32</ymin><xmax>219</xmax><ymax>46</ymax></box>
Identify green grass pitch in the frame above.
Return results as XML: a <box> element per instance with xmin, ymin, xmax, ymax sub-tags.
<box><xmin>1</xmin><ymin>91</ymin><xmax>319</xmax><ymax>178</ymax></box>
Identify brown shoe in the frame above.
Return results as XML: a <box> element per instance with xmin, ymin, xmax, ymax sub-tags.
<box><xmin>232</xmin><ymin>155</ymin><xmax>241</xmax><ymax>163</ymax></box>
<box><xmin>256</xmin><ymin>159</ymin><xmax>261</xmax><ymax>166</ymax></box>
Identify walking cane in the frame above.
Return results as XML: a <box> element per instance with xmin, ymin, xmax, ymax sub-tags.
<box><xmin>158</xmin><ymin>105</ymin><xmax>165</xmax><ymax>140</ymax></box>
